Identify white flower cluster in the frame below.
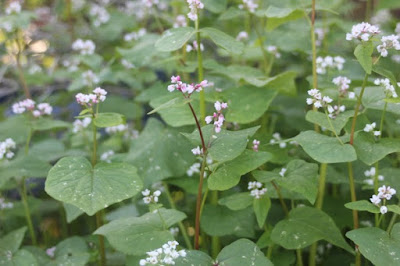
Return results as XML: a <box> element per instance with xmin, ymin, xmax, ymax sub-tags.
<box><xmin>205</xmin><ymin>101</ymin><xmax>228</xmax><ymax>133</ymax></box>
<box><xmin>169</xmin><ymin>227</ymin><xmax>179</xmax><ymax>237</ymax></box>
<box><xmin>124</xmin><ymin>28</ymin><xmax>146</xmax><ymax>42</ymax></box>
<box><xmin>332</xmin><ymin>76</ymin><xmax>351</xmax><ymax>96</ymax></box>
<box><xmin>248</xmin><ymin>181</ymin><xmax>267</xmax><ymax>199</ymax></box>
<box><xmin>186</xmin><ymin>0</ymin><xmax>204</xmax><ymax>21</ymax></box>
<box><xmin>238</xmin><ymin>0</ymin><xmax>258</xmax><ymax>13</ymax></box>
<box><xmin>75</xmin><ymin>87</ymin><xmax>107</xmax><ymax>106</ymax></box>
<box><xmin>315</xmin><ymin>28</ymin><xmax>325</xmax><ymax>47</ymax></box>
<box><xmin>327</xmin><ymin>105</ymin><xmax>346</xmax><ymax>119</ymax></box>
<box><xmin>140</xmin><ymin>241</ymin><xmax>186</xmax><ymax>265</ymax></box>
<box><xmin>269</xmin><ymin>132</ymin><xmax>287</xmax><ymax>148</ymax></box>
<box><xmin>346</xmin><ymin>22</ymin><xmax>380</xmax><ymax>42</ymax></box>
<box><xmin>6</xmin><ymin>1</ymin><xmax>22</xmax><ymax>15</ymax></box>
<box><xmin>186</xmin><ymin>41</ymin><xmax>204</xmax><ymax>53</ymax></box>
<box><xmin>0</xmin><ymin>198</ymin><xmax>13</xmax><ymax>210</ymax></box>
<box><xmin>236</xmin><ymin>31</ymin><xmax>249</xmax><ymax>41</ymax></box>
<box><xmin>187</xmin><ymin>162</ymin><xmax>200</xmax><ymax>176</ymax></box>
<box><xmin>377</xmin><ymin>35</ymin><xmax>400</xmax><ymax>57</ymax></box>
<box><xmin>89</xmin><ymin>4</ymin><xmax>110</xmax><ymax>27</ymax></box>
<box><xmin>142</xmin><ymin>189</ymin><xmax>161</xmax><ymax>204</ymax></box>
<box><xmin>279</xmin><ymin>168</ymin><xmax>287</xmax><ymax>177</ymax></box>
<box><xmin>370</xmin><ymin>185</ymin><xmax>396</xmax><ymax>214</ymax></box>
<box><xmin>72</xmin><ymin>39</ymin><xmax>95</xmax><ymax>55</ymax></box>
<box><xmin>72</xmin><ymin>117</ymin><xmax>92</xmax><ymax>133</ymax></box>
<box><xmin>0</xmin><ymin>21</ymin><xmax>13</xmax><ymax>32</ymax></box>
<box><xmin>363</xmin><ymin>122</ymin><xmax>381</xmax><ymax>136</ymax></box>
<box><xmin>62</xmin><ymin>59</ymin><xmax>79</xmax><ymax>72</ymax></box>
<box><xmin>267</xmin><ymin>46</ymin><xmax>281</xmax><ymax>58</ymax></box>
<box><xmin>371</xmin><ymin>9</ymin><xmax>392</xmax><ymax>26</ymax></box>
<box><xmin>374</xmin><ymin>78</ymin><xmax>398</xmax><ymax>98</ymax></box>
<box><xmin>191</xmin><ymin>146</ymin><xmax>203</xmax><ymax>156</ymax></box>
<box><xmin>306</xmin><ymin>88</ymin><xmax>333</xmax><ymax>109</ymax></box>
<box><xmin>100</xmin><ymin>150</ymin><xmax>114</xmax><ymax>163</ymax></box>
<box><xmin>12</xmin><ymin>99</ymin><xmax>52</xmax><ymax>117</ymax></box>
<box><xmin>141</xmin><ymin>0</ymin><xmax>159</xmax><ymax>8</ymax></box>
<box><xmin>105</xmin><ymin>124</ymin><xmax>128</xmax><ymax>134</ymax></box>
<box><xmin>0</xmin><ymin>138</ymin><xmax>16</xmax><ymax>160</ymax></box>
<box><xmin>82</xmin><ymin>70</ymin><xmax>100</xmax><ymax>86</ymax></box>
<box><xmin>252</xmin><ymin>139</ymin><xmax>260</xmax><ymax>152</ymax></box>
<box><xmin>167</xmin><ymin>76</ymin><xmax>209</xmax><ymax>95</ymax></box>
<box><xmin>363</xmin><ymin>167</ymin><xmax>384</xmax><ymax>186</ymax></box>
<box><xmin>316</xmin><ymin>56</ymin><xmax>345</xmax><ymax>74</ymax></box>
<box><xmin>173</xmin><ymin>15</ymin><xmax>187</xmax><ymax>28</ymax></box>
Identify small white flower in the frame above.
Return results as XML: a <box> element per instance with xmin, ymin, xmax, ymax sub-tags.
<box><xmin>6</xmin><ymin>1</ymin><xmax>22</xmax><ymax>14</ymax></box>
<box><xmin>380</xmin><ymin>206</ymin><xmax>388</xmax><ymax>214</ymax></box>
<box><xmin>346</xmin><ymin>22</ymin><xmax>380</xmax><ymax>42</ymax></box>
<box><xmin>363</xmin><ymin>122</ymin><xmax>376</xmax><ymax>132</ymax></box>
<box><xmin>279</xmin><ymin>168</ymin><xmax>287</xmax><ymax>177</ymax></box>
<box><xmin>72</xmin><ymin>39</ymin><xmax>96</xmax><ymax>55</ymax></box>
<box><xmin>236</xmin><ymin>31</ymin><xmax>249</xmax><ymax>41</ymax></box>
<box><xmin>370</xmin><ymin>194</ymin><xmax>381</xmax><ymax>205</ymax></box>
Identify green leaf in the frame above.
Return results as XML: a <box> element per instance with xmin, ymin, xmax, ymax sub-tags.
<box><xmin>271</xmin><ymin>207</ymin><xmax>353</xmax><ymax>253</ymax></box>
<box><xmin>257</xmin><ymin>6</ymin><xmax>305</xmax><ymax>31</ymax></box>
<box><xmin>216</xmin><ymin>239</ymin><xmax>273</xmax><ymax>266</ymax></box>
<box><xmin>293</xmin><ymin>131</ymin><xmax>357</xmax><ymax>163</ymax></box>
<box><xmin>354</xmin><ymin>42</ymin><xmax>373</xmax><ymax>74</ymax></box>
<box><xmin>0</xmin><ymin>116</ymin><xmax>30</xmax><ymax>144</ymax></box>
<box><xmin>200</xmin><ymin>27</ymin><xmax>244</xmax><ymax>54</ymax></box>
<box><xmin>155</xmin><ymin>27</ymin><xmax>196</xmax><ymax>52</ymax></box>
<box><xmin>208</xmin><ymin>150</ymin><xmax>272</xmax><ymax>191</ymax></box>
<box><xmin>276</xmin><ymin>160</ymin><xmax>319</xmax><ymax>204</ymax></box>
<box><xmin>346</xmin><ymin>223</ymin><xmax>400</xmax><ymax>265</ymax></box>
<box><xmin>358</xmin><ymin>86</ymin><xmax>400</xmax><ymax>115</ymax></box>
<box><xmin>218</xmin><ymin>7</ymin><xmax>245</xmax><ymax>20</ymax></box>
<box><xmin>223</xmin><ymin>85</ymin><xmax>278</xmax><ymax>124</ymax></box>
<box><xmin>218</xmin><ymin>192</ymin><xmax>253</xmax><ymax>211</ymax></box>
<box><xmin>50</xmin><ymin>237</ymin><xmax>90</xmax><ymax>266</ymax></box>
<box><xmin>30</xmin><ymin>118</ymin><xmax>71</xmax><ymax>131</ymax></box>
<box><xmin>93</xmin><ymin>112</ymin><xmax>125</xmax><ymax>128</ymax></box>
<box><xmin>372</xmin><ymin>65</ymin><xmax>398</xmax><ymax>87</ymax></box>
<box><xmin>29</xmin><ymin>139</ymin><xmax>65</xmax><ymax>162</ymax></box>
<box><xmin>0</xmin><ymin>249</ymin><xmax>38</xmax><ymax>266</ymax></box>
<box><xmin>175</xmin><ymin>250</ymin><xmax>213</xmax><ymax>266</ymax></box>
<box><xmin>353</xmin><ymin>132</ymin><xmax>400</xmax><ymax>165</ymax></box>
<box><xmin>63</xmin><ymin>203</ymin><xmax>84</xmax><ymax>223</ymax></box>
<box><xmin>0</xmin><ymin>155</ymin><xmax>51</xmax><ymax>183</ymax></box>
<box><xmin>45</xmin><ymin>156</ymin><xmax>143</xmax><ymax>216</ymax></box>
<box><xmin>305</xmin><ymin>110</ymin><xmax>354</xmax><ymax>135</ymax></box>
<box><xmin>148</xmin><ymin>97</ymin><xmax>192</xmax><ymax>115</ymax></box>
<box><xmin>183</xmin><ymin>125</ymin><xmax>260</xmax><ymax>163</ymax></box>
<box><xmin>0</xmin><ymin>227</ymin><xmax>27</xmax><ymax>253</ymax></box>
<box><xmin>125</xmin><ymin>119</ymin><xmax>195</xmax><ymax>185</ymax></box>
<box><xmin>94</xmin><ymin>209</ymin><xmax>186</xmax><ymax>255</ymax></box>
<box><xmin>99</xmin><ymin>96</ymin><xmax>143</xmax><ymax>120</ymax></box>
<box><xmin>344</xmin><ymin>200</ymin><xmax>380</xmax><ymax>213</ymax></box>
<box><xmin>202</xmin><ymin>0</ymin><xmax>227</xmax><ymax>13</ymax></box>
<box><xmin>253</xmin><ymin>196</ymin><xmax>271</xmax><ymax>228</ymax></box>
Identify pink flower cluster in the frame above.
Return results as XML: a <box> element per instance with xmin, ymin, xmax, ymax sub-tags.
<box><xmin>205</xmin><ymin>101</ymin><xmax>227</xmax><ymax>133</ymax></box>
<box><xmin>12</xmin><ymin>99</ymin><xmax>52</xmax><ymax>117</ymax></box>
<box><xmin>75</xmin><ymin>87</ymin><xmax>107</xmax><ymax>106</ymax></box>
<box><xmin>252</xmin><ymin>139</ymin><xmax>260</xmax><ymax>152</ymax></box>
<box><xmin>187</xmin><ymin>0</ymin><xmax>204</xmax><ymax>21</ymax></box>
<box><xmin>167</xmin><ymin>76</ymin><xmax>209</xmax><ymax>95</ymax></box>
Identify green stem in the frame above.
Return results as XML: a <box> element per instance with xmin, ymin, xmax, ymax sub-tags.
<box><xmin>194</xmin><ymin>156</ymin><xmax>206</xmax><ymax>250</ymax></box>
<box><xmin>195</xmin><ymin>19</ymin><xmax>205</xmax><ymax>123</ymax></box>
<box><xmin>20</xmin><ymin>177</ymin><xmax>37</xmax><ymax>245</ymax></box>
<box><xmin>251</xmin><ymin>14</ymin><xmax>269</xmax><ymax>75</ymax></box>
<box><xmin>96</xmin><ymin>211</ymin><xmax>106</xmax><ymax>266</ymax></box>
<box><xmin>210</xmin><ymin>190</ymin><xmax>220</xmax><ymax>258</ymax></box>
<box><xmin>162</xmin><ymin>182</ymin><xmax>193</xmax><ymax>249</ymax></box>
<box><xmin>271</xmin><ymin>181</ymin><xmax>289</xmax><ymax>216</ymax></box>
<box><xmin>266</xmin><ymin>243</ymin><xmax>273</xmax><ymax>259</ymax></box>
<box><xmin>348</xmin><ymin>161</ymin><xmax>361</xmax><ymax>266</ymax></box>
<box><xmin>324</xmin><ymin>109</ymin><xmax>344</xmax><ymax>145</ymax></box>
<box><xmin>296</xmin><ymin>249</ymin><xmax>304</xmax><ymax>266</ymax></box>
<box><xmin>387</xmin><ymin>213</ymin><xmax>398</xmax><ymax>233</ymax></box>
<box><xmin>25</xmin><ymin>127</ymin><xmax>33</xmax><ymax>155</ymax></box>
<box><xmin>350</xmin><ymin>74</ymin><xmax>369</xmax><ymax>145</ymax></box>
<box><xmin>15</xmin><ymin>30</ymin><xmax>31</xmax><ymax>99</ymax></box>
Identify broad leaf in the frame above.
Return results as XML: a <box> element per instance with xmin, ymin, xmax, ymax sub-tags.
<box><xmin>257</xmin><ymin>6</ymin><xmax>305</xmax><ymax>31</ymax></box>
<box><xmin>31</xmin><ymin>118</ymin><xmax>70</xmax><ymax>131</ymax></box>
<box><xmin>200</xmin><ymin>27</ymin><xmax>244</xmax><ymax>54</ymax></box>
<box><xmin>0</xmin><ymin>249</ymin><xmax>37</xmax><ymax>266</ymax></box>
<box><xmin>345</xmin><ymin>200</ymin><xmax>380</xmax><ymax>213</ymax></box>
<box><xmin>271</xmin><ymin>206</ymin><xmax>353</xmax><ymax>253</ymax></box>
<box><xmin>208</xmin><ymin>150</ymin><xmax>272</xmax><ymax>191</ymax></box>
<box><xmin>94</xmin><ymin>112</ymin><xmax>125</xmax><ymax>128</ymax></box>
<box><xmin>253</xmin><ymin>196</ymin><xmax>271</xmax><ymax>228</ymax></box>
<box><xmin>359</xmin><ymin>86</ymin><xmax>400</xmax><ymax>115</ymax></box>
<box><xmin>346</xmin><ymin>223</ymin><xmax>400</xmax><ymax>265</ymax></box>
<box><xmin>63</xmin><ymin>203</ymin><xmax>84</xmax><ymax>223</ymax></box>
<box><xmin>354</xmin><ymin>42</ymin><xmax>373</xmax><ymax>74</ymax></box>
<box><xmin>155</xmin><ymin>27</ymin><xmax>196</xmax><ymax>52</ymax></box>
<box><xmin>216</xmin><ymin>239</ymin><xmax>273</xmax><ymax>266</ymax></box>
<box><xmin>148</xmin><ymin>97</ymin><xmax>191</xmax><ymax>115</ymax></box>
<box><xmin>94</xmin><ymin>209</ymin><xmax>186</xmax><ymax>255</ymax></box>
<box><xmin>202</xmin><ymin>0</ymin><xmax>227</xmax><ymax>13</ymax></box>
<box><xmin>175</xmin><ymin>250</ymin><xmax>213</xmax><ymax>266</ymax></box>
<box><xmin>306</xmin><ymin>110</ymin><xmax>354</xmax><ymax>135</ymax></box>
<box><xmin>218</xmin><ymin>192</ymin><xmax>253</xmax><ymax>211</ymax></box>
<box><xmin>293</xmin><ymin>131</ymin><xmax>357</xmax><ymax>163</ymax></box>
<box><xmin>49</xmin><ymin>237</ymin><xmax>90</xmax><ymax>266</ymax></box>
<box><xmin>45</xmin><ymin>156</ymin><xmax>143</xmax><ymax>216</ymax></box>
<box><xmin>0</xmin><ymin>227</ymin><xmax>27</xmax><ymax>253</ymax></box>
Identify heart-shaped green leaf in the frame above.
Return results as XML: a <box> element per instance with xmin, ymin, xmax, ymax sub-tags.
<box><xmin>155</xmin><ymin>27</ymin><xmax>196</xmax><ymax>52</ymax></box>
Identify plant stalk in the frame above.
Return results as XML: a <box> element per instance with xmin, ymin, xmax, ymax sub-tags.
<box><xmin>195</xmin><ymin>19</ymin><xmax>205</xmax><ymax>123</ymax></box>
<box><xmin>349</xmin><ymin>74</ymin><xmax>369</xmax><ymax>145</ymax></box>
<box><xmin>15</xmin><ymin>31</ymin><xmax>31</xmax><ymax>99</ymax></box>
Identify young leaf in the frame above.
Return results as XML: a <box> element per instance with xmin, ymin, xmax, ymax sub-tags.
<box><xmin>218</xmin><ymin>192</ymin><xmax>253</xmax><ymax>211</ymax></box>
<box><xmin>216</xmin><ymin>239</ymin><xmax>273</xmax><ymax>266</ymax></box>
<box><xmin>0</xmin><ymin>227</ymin><xmax>27</xmax><ymax>253</ymax></box>
<box><xmin>148</xmin><ymin>97</ymin><xmax>192</xmax><ymax>115</ymax></box>
<box><xmin>344</xmin><ymin>200</ymin><xmax>380</xmax><ymax>213</ymax></box>
<box><xmin>253</xmin><ymin>196</ymin><xmax>271</xmax><ymax>228</ymax></box>
<box><xmin>354</xmin><ymin>42</ymin><xmax>373</xmax><ymax>74</ymax></box>
<box><xmin>94</xmin><ymin>112</ymin><xmax>125</xmax><ymax>128</ymax></box>
<box><xmin>346</xmin><ymin>223</ymin><xmax>400</xmax><ymax>265</ymax></box>
<box><xmin>256</xmin><ymin>6</ymin><xmax>305</xmax><ymax>31</ymax></box>
<box><xmin>305</xmin><ymin>110</ymin><xmax>354</xmax><ymax>135</ymax></box>
<box><xmin>51</xmin><ymin>237</ymin><xmax>90</xmax><ymax>266</ymax></box>
<box><xmin>30</xmin><ymin>118</ymin><xmax>71</xmax><ymax>131</ymax></box>
<box><xmin>155</xmin><ymin>27</ymin><xmax>196</xmax><ymax>52</ymax></box>
<box><xmin>200</xmin><ymin>27</ymin><xmax>244</xmax><ymax>54</ymax></box>
<box><xmin>45</xmin><ymin>156</ymin><xmax>143</xmax><ymax>216</ymax></box>
<box><xmin>271</xmin><ymin>206</ymin><xmax>353</xmax><ymax>253</ymax></box>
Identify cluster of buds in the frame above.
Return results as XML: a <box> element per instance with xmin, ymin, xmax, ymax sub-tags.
<box><xmin>269</xmin><ymin>132</ymin><xmax>287</xmax><ymax>148</ymax></box>
<box><xmin>105</xmin><ymin>124</ymin><xmax>128</xmax><ymax>134</ymax></box>
<box><xmin>363</xmin><ymin>167</ymin><xmax>384</xmax><ymax>186</ymax></box>
<box><xmin>124</xmin><ymin>28</ymin><xmax>147</xmax><ymax>42</ymax></box>
<box><xmin>279</xmin><ymin>168</ymin><xmax>287</xmax><ymax>177</ymax></box>
<box><xmin>191</xmin><ymin>146</ymin><xmax>203</xmax><ymax>156</ymax></box>
<box><xmin>236</xmin><ymin>31</ymin><xmax>249</xmax><ymax>41</ymax></box>
<box><xmin>139</xmin><ymin>241</ymin><xmax>186</xmax><ymax>265</ymax></box>
<box><xmin>248</xmin><ymin>181</ymin><xmax>267</xmax><ymax>199</ymax></box>
<box><xmin>306</xmin><ymin>88</ymin><xmax>333</xmax><ymax>109</ymax></box>
<box><xmin>370</xmin><ymin>185</ymin><xmax>396</xmax><ymax>214</ymax></box>
<box><xmin>173</xmin><ymin>15</ymin><xmax>187</xmax><ymax>28</ymax></box>
<box><xmin>315</xmin><ymin>28</ymin><xmax>326</xmax><ymax>47</ymax></box>
<box><xmin>0</xmin><ymin>198</ymin><xmax>14</xmax><ymax>210</ymax></box>
<box><xmin>377</xmin><ymin>35</ymin><xmax>400</xmax><ymax>57</ymax></box>
<box><xmin>316</xmin><ymin>56</ymin><xmax>345</xmax><ymax>74</ymax></box>
<box><xmin>327</xmin><ymin>105</ymin><xmax>346</xmax><ymax>119</ymax></box>
<box><xmin>205</xmin><ymin>101</ymin><xmax>228</xmax><ymax>133</ymax></box>
<box><xmin>89</xmin><ymin>4</ymin><xmax>110</xmax><ymax>27</ymax></box>
<box><xmin>72</xmin><ymin>39</ymin><xmax>96</xmax><ymax>55</ymax></box>
<box><xmin>186</xmin><ymin>0</ymin><xmax>204</xmax><ymax>21</ymax></box>
<box><xmin>267</xmin><ymin>46</ymin><xmax>281</xmax><ymax>59</ymax></box>
<box><xmin>75</xmin><ymin>87</ymin><xmax>107</xmax><ymax>106</ymax></box>
<box><xmin>374</xmin><ymin>78</ymin><xmax>398</xmax><ymax>98</ymax></box>
<box><xmin>363</xmin><ymin>122</ymin><xmax>381</xmax><ymax>137</ymax></box>
<box><xmin>167</xmin><ymin>76</ymin><xmax>209</xmax><ymax>96</ymax></box>
<box><xmin>187</xmin><ymin>162</ymin><xmax>201</xmax><ymax>176</ymax></box>
<box><xmin>141</xmin><ymin>189</ymin><xmax>161</xmax><ymax>204</ymax></box>
<box><xmin>5</xmin><ymin>1</ymin><xmax>21</xmax><ymax>15</ymax></box>
<box><xmin>186</xmin><ymin>41</ymin><xmax>204</xmax><ymax>53</ymax></box>
<box><xmin>72</xmin><ymin>117</ymin><xmax>92</xmax><ymax>133</ymax></box>
<box><xmin>332</xmin><ymin>76</ymin><xmax>351</xmax><ymax>97</ymax></box>
<box><xmin>100</xmin><ymin>150</ymin><xmax>114</xmax><ymax>163</ymax></box>
<box><xmin>346</xmin><ymin>22</ymin><xmax>380</xmax><ymax>42</ymax></box>
<box><xmin>12</xmin><ymin>99</ymin><xmax>53</xmax><ymax>117</ymax></box>
<box><xmin>238</xmin><ymin>0</ymin><xmax>258</xmax><ymax>13</ymax></box>
<box><xmin>252</xmin><ymin>139</ymin><xmax>260</xmax><ymax>152</ymax></box>
<box><xmin>186</xmin><ymin>155</ymin><xmax>212</xmax><ymax>177</ymax></box>
<box><xmin>82</xmin><ymin>70</ymin><xmax>100</xmax><ymax>86</ymax></box>
<box><xmin>0</xmin><ymin>138</ymin><xmax>16</xmax><ymax>160</ymax></box>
